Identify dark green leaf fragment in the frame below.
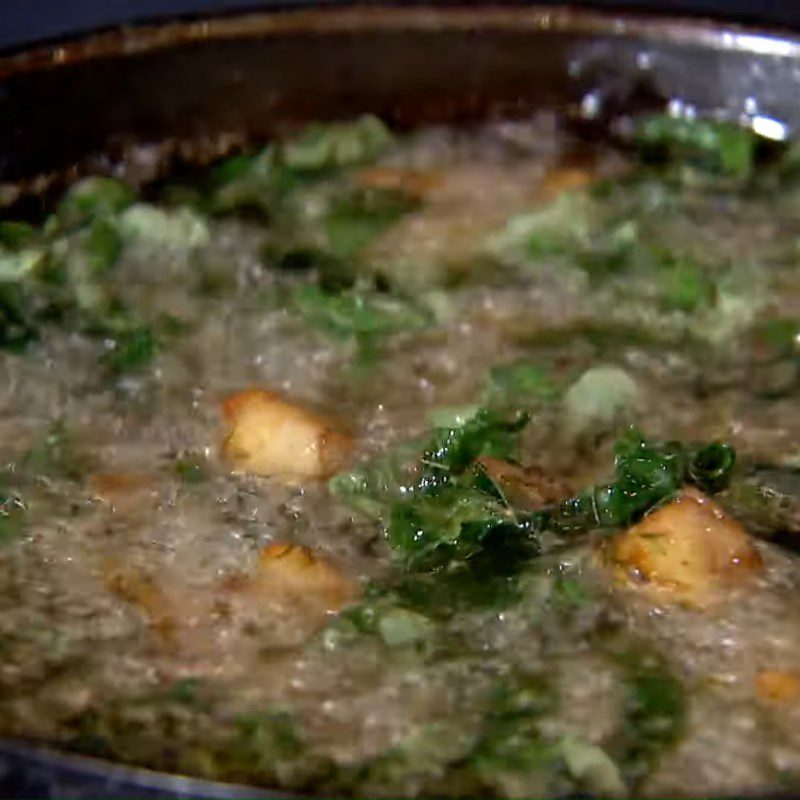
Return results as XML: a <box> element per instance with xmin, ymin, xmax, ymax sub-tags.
<box><xmin>235</xmin><ymin>710</ymin><xmax>304</xmax><ymax>762</ymax></box>
<box><xmin>325</xmin><ymin>186</ymin><xmax>417</xmax><ymax>259</ymax></box>
<box><xmin>751</xmin><ymin>318</ymin><xmax>800</xmax><ymax>357</ymax></box>
<box><xmin>468</xmin><ymin>675</ymin><xmax>561</xmax><ymax>792</ymax></box>
<box><xmin>634</xmin><ymin>114</ymin><xmax>756</xmax><ymax>177</ymax></box>
<box><xmin>0</xmin><ymin>221</ymin><xmax>36</xmax><ymax>250</ymax></box>
<box><xmin>104</xmin><ymin>325</ymin><xmax>158</xmax><ymax>374</ymax></box>
<box><xmin>0</xmin><ymin>281</ymin><xmax>39</xmax><ymax>351</ymax></box>
<box><xmin>555</xmin><ymin>427</ymin><xmax>735</xmax><ymax>532</ymax></box>
<box><xmin>483</xmin><ymin>361</ymin><xmax>559</xmax><ymax>407</ymax></box>
<box><xmin>173</xmin><ymin>452</ymin><xmax>210</xmax><ymax>484</ymax></box>
<box><xmin>387</xmin><ymin>486</ymin><xmax>510</xmax><ymax>570</ymax></box>
<box><xmin>0</xmin><ymin>495</ymin><xmax>25</xmax><ymax>544</ymax></box>
<box><xmin>417</xmin><ymin>408</ymin><xmax>529</xmax><ymax>492</ymax></box>
<box><xmin>328</xmin><ymin>439</ymin><xmax>421</xmax><ymax>520</ymax></box>
<box><xmin>22</xmin><ymin>419</ymin><xmax>94</xmax><ymax>482</ymax></box>
<box><xmin>289</xmin><ymin>284</ymin><xmax>429</xmax><ymax>342</ymax></box>
<box><xmin>87</xmin><ymin>218</ymin><xmax>122</xmax><ymax>275</ymax></box>
<box><xmin>282</xmin><ymin>116</ymin><xmax>393</xmax><ymax>173</ymax></box>
<box><xmin>614</xmin><ymin>651</ymin><xmax>686</xmax><ymax>785</ymax></box>
<box><xmin>658</xmin><ymin>257</ymin><xmax>713</xmax><ymax>312</ymax></box>
<box><xmin>57</xmin><ymin>176</ymin><xmax>135</xmax><ymax>228</ymax></box>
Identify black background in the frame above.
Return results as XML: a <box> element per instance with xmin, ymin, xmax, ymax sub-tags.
<box><xmin>1</xmin><ymin>0</ymin><xmax>799</xmax><ymax>51</ymax></box>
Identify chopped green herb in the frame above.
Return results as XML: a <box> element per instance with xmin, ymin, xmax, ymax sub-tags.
<box><xmin>468</xmin><ymin>676</ymin><xmax>562</xmax><ymax>795</ymax></box>
<box><xmin>552</xmin><ymin>573</ymin><xmax>591</xmax><ymax>610</ymax></box>
<box><xmin>163</xmin><ymin>677</ymin><xmax>204</xmax><ymax>706</ymax></box>
<box><xmin>556</xmin><ymin>427</ymin><xmax>736</xmax><ymax>532</ymax></box>
<box><xmin>333</xmin><ymin>421</ymin><xmax>736</xmax><ymax>577</ymax></box>
<box><xmin>57</xmin><ymin>176</ymin><xmax>135</xmax><ymax>229</ymax></box>
<box><xmin>173</xmin><ymin>452</ymin><xmax>210</xmax><ymax>484</ymax></box>
<box><xmin>0</xmin><ymin>221</ymin><xmax>36</xmax><ymax>250</ymax></box>
<box><xmin>614</xmin><ymin>651</ymin><xmax>686</xmax><ymax>784</ymax></box>
<box><xmin>289</xmin><ymin>284</ymin><xmax>429</xmax><ymax>343</ymax></box>
<box><xmin>377</xmin><ymin>608</ymin><xmax>434</xmax><ymax>648</ymax></box>
<box><xmin>483</xmin><ymin>361</ymin><xmax>558</xmax><ymax>407</ymax></box>
<box><xmin>417</xmin><ymin>408</ymin><xmax>530</xmax><ymax>492</ymax></box>
<box><xmin>22</xmin><ymin>419</ymin><xmax>93</xmax><ymax>482</ymax></box>
<box><xmin>282</xmin><ymin>116</ymin><xmax>393</xmax><ymax>173</ymax></box>
<box><xmin>387</xmin><ymin>485</ymin><xmax>510</xmax><ymax>569</ymax></box>
<box><xmin>104</xmin><ymin>326</ymin><xmax>158</xmax><ymax>375</ymax></box>
<box><xmin>87</xmin><ymin>218</ymin><xmax>122</xmax><ymax>275</ymax></box>
<box><xmin>325</xmin><ymin>187</ymin><xmax>416</xmax><ymax>259</ymax></box>
<box><xmin>0</xmin><ymin>496</ymin><xmax>25</xmax><ymax>544</ymax></box>
<box><xmin>559</xmin><ymin>735</ymin><xmax>627</xmax><ymax>797</ymax></box>
<box><xmin>0</xmin><ymin>246</ymin><xmax>47</xmax><ymax>281</ymax></box>
<box><xmin>204</xmin><ymin>116</ymin><xmax>393</xmax><ymax>217</ymax></box>
<box><xmin>634</xmin><ymin>114</ymin><xmax>756</xmax><ymax>178</ymax></box>
<box><xmin>0</xmin><ymin>282</ymin><xmax>39</xmax><ymax>350</ymax></box>
<box><xmin>750</xmin><ymin>318</ymin><xmax>800</xmax><ymax>356</ymax></box>
<box><xmin>235</xmin><ymin>709</ymin><xmax>305</xmax><ymax>762</ymax></box>
<box><xmin>658</xmin><ymin>257</ymin><xmax>713</xmax><ymax>312</ymax></box>
<box><xmin>720</xmin><ymin>465</ymin><xmax>800</xmax><ymax>552</ymax></box>
<box><xmin>117</xmin><ymin>204</ymin><xmax>209</xmax><ymax>251</ymax></box>
<box><xmin>426</xmin><ymin>404</ymin><xmax>480</xmax><ymax>430</ymax></box>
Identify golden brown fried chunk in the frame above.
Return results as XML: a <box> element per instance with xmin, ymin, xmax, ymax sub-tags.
<box><xmin>257</xmin><ymin>543</ymin><xmax>357</xmax><ymax>616</ymax></box>
<box><xmin>607</xmin><ymin>487</ymin><xmax>762</xmax><ymax>606</ymax></box>
<box><xmin>756</xmin><ymin>670</ymin><xmax>800</xmax><ymax>704</ymax></box>
<box><xmin>221</xmin><ymin>389</ymin><xmax>352</xmax><ymax>479</ymax></box>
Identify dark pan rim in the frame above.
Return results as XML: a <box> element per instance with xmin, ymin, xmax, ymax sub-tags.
<box><xmin>0</xmin><ymin>737</ymin><xmax>300</xmax><ymax>798</ymax></box>
<box><xmin>2</xmin><ymin>3</ymin><xmax>800</xmax><ymax>79</ymax></box>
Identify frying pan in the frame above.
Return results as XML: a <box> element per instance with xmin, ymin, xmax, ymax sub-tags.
<box><xmin>1</xmin><ymin>3</ymin><xmax>800</xmax><ymax>796</ymax></box>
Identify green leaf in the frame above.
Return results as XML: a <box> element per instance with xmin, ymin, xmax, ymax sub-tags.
<box><xmin>658</xmin><ymin>258</ymin><xmax>713</xmax><ymax>312</ymax></box>
<box><xmin>0</xmin><ymin>246</ymin><xmax>47</xmax><ymax>281</ymax></box>
<box><xmin>0</xmin><ymin>282</ymin><xmax>39</xmax><ymax>350</ymax></box>
<box><xmin>162</xmin><ymin>677</ymin><xmax>204</xmax><ymax>706</ymax></box>
<box><xmin>377</xmin><ymin>608</ymin><xmax>434</xmax><ymax>647</ymax></box>
<box><xmin>575</xmin><ymin>219</ymin><xmax>639</xmax><ymax>277</ymax></box>
<box><xmin>324</xmin><ymin>187</ymin><xmax>416</xmax><ymax>259</ymax></box>
<box><xmin>329</xmin><ymin>439</ymin><xmax>422</xmax><ymax>520</ymax></box>
<box><xmin>205</xmin><ymin>149</ymin><xmax>280</xmax><ymax>215</ymax></box>
<box><xmin>22</xmin><ymin>419</ymin><xmax>93</xmax><ymax>482</ymax></box>
<box><xmin>469</xmin><ymin>676</ymin><xmax>560</xmax><ymax>793</ymax></box>
<box><xmin>236</xmin><ymin>710</ymin><xmax>304</xmax><ymax>758</ymax></box>
<box><xmin>417</xmin><ymin>408</ymin><xmax>530</xmax><ymax>492</ymax></box>
<box><xmin>333</xmin><ymin>418</ymin><xmax>735</xmax><ymax>576</ymax></box>
<box><xmin>483</xmin><ymin>361</ymin><xmax>558</xmax><ymax>407</ymax></box>
<box><xmin>750</xmin><ymin>318</ymin><xmax>800</xmax><ymax>356</ymax></box>
<box><xmin>87</xmin><ymin>218</ymin><xmax>122</xmax><ymax>275</ymax></box>
<box><xmin>331</xmin><ymin>408</ymin><xmax>531</xmax><ymax>569</ymax></box>
<box><xmin>387</xmin><ymin>486</ymin><xmax>510</xmax><ymax>569</ymax></box>
<box><xmin>426</xmin><ymin>404</ymin><xmax>480</xmax><ymax>429</ymax></box>
<box><xmin>555</xmin><ymin>427</ymin><xmax>736</xmax><ymax>532</ymax></box>
<box><xmin>559</xmin><ymin>735</ymin><xmax>627</xmax><ymax>797</ymax></box>
<box><xmin>57</xmin><ymin>176</ymin><xmax>135</xmax><ymax>228</ymax></box>
<box><xmin>289</xmin><ymin>284</ymin><xmax>429</xmax><ymax>341</ymax></box>
<box><xmin>173</xmin><ymin>452</ymin><xmax>210</xmax><ymax>484</ymax></box>
<box><xmin>0</xmin><ymin>221</ymin><xmax>37</xmax><ymax>250</ymax></box>
<box><xmin>0</xmin><ymin>496</ymin><xmax>25</xmax><ymax>544</ymax></box>
<box><xmin>634</xmin><ymin>114</ymin><xmax>756</xmax><ymax>178</ymax></box>
<box><xmin>552</xmin><ymin>574</ymin><xmax>591</xmax><ymax>610</ymax></box>
<box><xmin>615</xmin><ymin>652</ymin><xmax>686</xmax><ymax>784</ymax></box>
<box><xmin>393</xmin><ymin>533</ymin><xmax>530</xmax><ymax>616</ymax></box>
<box><xmin>104</xmin><ymin>326</ymin><xmax>158</xmax><ymax>374</ymax></box>
<box><xmin>282</xmin><ymin>116</ymin><xmax>393</xmax><ymax>173</ymax></box>
<box><xmin>117</xmin><ymin>204</ymin><xmax>209</xmax><ymax>251</ymax></box>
